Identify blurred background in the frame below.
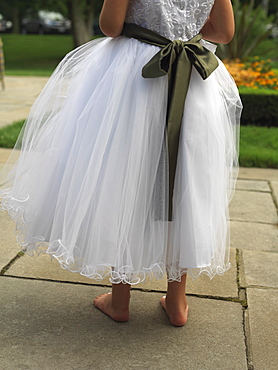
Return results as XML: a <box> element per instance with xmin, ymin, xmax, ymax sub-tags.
<box><xmin>0</xmin><ymin>0</ymin><xmax>103</xmax><ymax>46</ymax></box>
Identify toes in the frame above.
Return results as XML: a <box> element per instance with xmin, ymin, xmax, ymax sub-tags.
<box><xmin>160</xmin><ymin>296</ymin><xmax>166</xmax><ymax>310</ymax></box>
<box><xmin>93</xmin><ymin>293</ymin><xmax>111</xmax><ymax>305</ymax></box>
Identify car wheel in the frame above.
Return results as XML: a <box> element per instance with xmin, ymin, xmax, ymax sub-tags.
<box><xmin>21</xmin><ymin>26</ymin><xmax>27</xmax><ymax>34</ymax></box>
<box><xmin>38</xmin><ymin>25</ymin><xmax>44</xmax><ymax>35</ymax></box>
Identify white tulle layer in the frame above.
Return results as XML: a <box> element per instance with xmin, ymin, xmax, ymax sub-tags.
<box><xmin>0</xmin><ymin>36</ymin><xmax>241</xmax><ymax>284</ymax></box>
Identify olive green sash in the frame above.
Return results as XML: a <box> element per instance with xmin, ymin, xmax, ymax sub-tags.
<box><xmin>121</xmin><ymin>23</ymin><xmax>219</xmax><ymax>221</ymax></box>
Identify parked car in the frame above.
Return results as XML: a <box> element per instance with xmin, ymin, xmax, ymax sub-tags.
<box><xmin>21</xmin><ymin>10</ymin><xmax>71</xmax><ymax>34</ymax></box>
<box><xmin>0</xmin><ymin>14</ymin><xmax>13</xmax><ymax>33</ymax></box>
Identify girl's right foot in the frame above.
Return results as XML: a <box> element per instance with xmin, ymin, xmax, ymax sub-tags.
<box><xmin>160</xmin><ymin>274</ymin><xmax>189</xmax><ymax>326</ymax></box>
<box><xmin>160</xmin><ymin>295</ymin><xmax>189</xmax><ymax>327</ymax></box>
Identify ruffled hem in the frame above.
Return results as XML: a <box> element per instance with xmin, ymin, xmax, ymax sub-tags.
<box><xmin>1</xmin><ymin>191</ymin><xmax>230</xmax><ymax>285</ymax></box>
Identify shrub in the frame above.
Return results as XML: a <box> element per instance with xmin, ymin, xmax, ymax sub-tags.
<box><xmin>240</xmin><ymin>93</ymin><xmax>278</xmax><ymax>127</ymax></box>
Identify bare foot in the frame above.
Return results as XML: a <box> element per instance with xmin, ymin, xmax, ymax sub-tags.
<box><xmin>93</xmin><ymin>293</ymin><xmax>130</xmax><ymax>322</ymax></box>
<box><xmin>160</xmin><ymin>295</ymin><xmax>189</xmax><ymax>327</ymax></box>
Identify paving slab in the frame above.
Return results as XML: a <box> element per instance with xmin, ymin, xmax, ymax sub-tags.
<box><xmin>229</xmin><ymin>190</ymin><xmax>277</xmax><ymax>224</ymax></box>
<box><xmin>246</xmin><ymin>288</ymin><xmax>278</xmax><ymax>370</ymax></box>
<box><xmin>0</xmin><ymin>211</ymin><xmax>22</xmax><ymax>270</ymax></box>
<box><xmin>0</xmin><ymin>76</ymin><xmax>48</xmax><ymax>128</ymax></box>
<box><xmin>0</xmin><ymin>276</ymin><xmax>247</xmax><ymax>370</ymax></box>
<box><xmin>187</xmin><ymin>248</ymin><xmax>238</xmax><ymax>298</ymax></box>
<box><xmin>239</xmin><ymin>167</ymin><xmax>278</xmax><ymax>182</ymax></box>
<box><xmin>236</xmin><ymin>179</ymin><xmax>270</xmax><ymax>192</ymax></box>
<box><xmin>241</xmin><ymin>250</ymin><xmax>278</xmax><ymax>288</ymax></box>
<box><xmin>230</xmin><ymin>220</ymin><xmax>278</xmax><ymax>252</ymax></box>
<box><xmin>0</xmin><ymin>148</ymin><xmax>13</xmax><ymax>164</ymax></box>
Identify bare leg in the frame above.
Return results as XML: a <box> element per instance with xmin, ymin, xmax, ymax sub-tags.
<box><xmin>160</xmin><ymin>274</ymin><xmax>188</xmax><ymax>326</ymax></box>
<box><xmin>93</xmin><ymin>283</ymin><xmax>131</xmax><ymax>322</ymax></box>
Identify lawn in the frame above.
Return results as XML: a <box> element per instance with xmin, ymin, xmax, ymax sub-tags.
<box><xmin>1</xmin><ymin>34</ymin><xmax>75</xmax><ymax>76</ymax></box>
<box><xmin>0</xmin><ymin>120</ymin><xmax>277</xmax><ymax>168</ymax></box>
<box><xmin>239</xmin><ymin>126</ymin><xmax>278</xmax><ymax>168</ymax></box>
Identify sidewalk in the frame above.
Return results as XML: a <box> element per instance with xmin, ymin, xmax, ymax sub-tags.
<box><xmin>0</xmin><ymin>77</ymin><xmax>278</xmax><ymax>369</ymax></box>
<box><xmin>0</xmin><ymin>76</ymin><xmax>48</xmax><ymax>128</ymax></box>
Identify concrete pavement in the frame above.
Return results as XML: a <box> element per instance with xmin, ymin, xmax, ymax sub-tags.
<box><xmin>0</xmin><ymin>76</ymin><xmax>48</xmax><ymax>128</ymax></box>
<box><xmin>0</xmin><ymin>77</ymin><xmax>278</xmax><ymax>369</ymax></box>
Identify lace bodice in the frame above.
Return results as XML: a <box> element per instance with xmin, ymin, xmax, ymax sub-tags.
<box><xmin>125</xmin><ymin>0</ymin><xmax>215</xmax><ymax>41</ymax></box>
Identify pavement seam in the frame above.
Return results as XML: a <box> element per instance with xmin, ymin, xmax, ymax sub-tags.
<box><xmin>238</xmin><ymin>176</ymin><xmax>274</xmax><ymax>182</ymax></box>
<box><xmin>230</xmin><ymin>218</ymin><xmax>276</xmax><ymax>226</ymax></box>
<box><xmin>236</xmin><ymin>188</ymin><xmax>270</xmax><ymax>194</ymax></box>
<box><xmin>0</xmin><ymin>251</ymin><xmax>25</xmax><ymax>275</ymax></box>
<box><xmin>237</xmin><ymin>177</ymin><xmax>268</xmax><ymax>182</ymax></box>
<box><xmin>241</xmin><ymin>284</ymin><xmax>278</xmax><ymax>290</ymax></box>
<box><xmin>269</xmin><ymin>181</ymin><xmax>278</xmax><ymax>213</ymax></box>
<box><xmin>236</xmin><ymin>248</ymin><xmax>251</xmax><ymax>369</ymax></box>
<box><xmin>242</xmin><ymin>249</ymin><xmax>278</xmax><ymax>254</ymax></box>
<box><xmin>243</xmin><ymin>307</ymin><xmax>254</xmax><ymax>370</ymax></box>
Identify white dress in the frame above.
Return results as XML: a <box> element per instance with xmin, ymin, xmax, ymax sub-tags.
<box><xmin>0</xmin><ymin>0</ymin><xmax>241</xmax><ymax>284</ymax></box>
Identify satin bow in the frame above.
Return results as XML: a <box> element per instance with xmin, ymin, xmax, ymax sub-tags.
<box><xmin>122</xmin><ymin>23</ymin><xmax>219</xmax><ymax>220</ymax></box>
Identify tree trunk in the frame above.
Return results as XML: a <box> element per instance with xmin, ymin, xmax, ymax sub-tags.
<box><xmin>261</xmin><ymin>0</ymin><xmax>270</xmax><ymax>13</ymax></box>
<box><xmin>68</xmin><ymin>0</ymin><xmax>95</xmax><ymax>48</ymax></box>
<box><xmin>12</xmin><ymin>0</ymin><xmax>20</xmax><ymax>33</ymax></box>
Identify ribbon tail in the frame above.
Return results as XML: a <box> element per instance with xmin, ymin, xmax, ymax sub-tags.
<box><xmin>166</xmin><ymin>52</ymin><xmax>192</xmax><ymax>221</ymax></box>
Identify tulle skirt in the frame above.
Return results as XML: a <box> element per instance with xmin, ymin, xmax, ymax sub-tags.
<box><xmin>0</xmin><ymin>36</ymin><xmax>241</xmax><ymax>284</ymax></box>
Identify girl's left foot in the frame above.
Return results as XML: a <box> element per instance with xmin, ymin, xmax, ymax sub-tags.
<box><xmin>94</xmin><ymin>284</ymin><xmax>131</xmax><ymax>322</ymax></box>
<box><xmin>94</xmin><ymin>293</ymin><xmax>129</xmax><ymax>322</ymax></box>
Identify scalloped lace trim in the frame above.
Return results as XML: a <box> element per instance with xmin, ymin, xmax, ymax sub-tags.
<box><xmin>1</xmin><ymin>191</ymin><xmax>230</xmax><ymax>284</ymax></box>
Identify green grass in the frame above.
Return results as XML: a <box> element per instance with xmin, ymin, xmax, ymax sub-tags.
<box><xmin>0</xmin><ymin>120</ymin><xmax>24</xmax><ymax>148</ymax></box>
<box><xmin>1</xmin><ymin>120</ymin><xmax>277</xmax><ymax>168</ymax></box>
<box><xmin>1</xmin><ymin>34</ymin><xmax>74</xmax><ymax>76</ymax></box>
<box><xmin>239</xmin><ymin>87</ymin><xmax>278</xmax><ymax>95</ymax></box>
<box><xmin>239</xmin><ymin>126</ymin><xmax>278</xmax><ymax>168</ymax></box>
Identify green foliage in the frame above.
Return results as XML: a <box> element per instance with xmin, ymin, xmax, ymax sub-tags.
<box><xmin>239</xmin><ymin>125</ymin><xmax>278</xmax><ymax>168</ymax></box>
<box><xmin>240</xmin><ymin>92</ymin><xmax>278</xmax><ymax>127</ymax></box>
<box><xmin>255</xmin><ymin>0</ymin><xmax>278</xmax><ymax>16</ymax></box>
<box><xmin>0</xmin><ymin>120</ymin><xmax>24</xmax><ymax>148</ymax></box>
<box><xmin>250</xmin><ymin>38</ymin><xmax>278</xmax><ymax>68</ymax></box>
<box><xmin>217</xmin><ymin>0</ymin><xmax>276</xmax><ymax>60</ymax></box>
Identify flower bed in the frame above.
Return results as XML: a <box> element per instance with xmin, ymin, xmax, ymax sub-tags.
<box><xmin>224</xmin><ymin>57</ymin><xmax>278</xmax><ymax>90</ymax></box>
<box><xmin>223</xmin><ymin>58</ymin><xmax>278</xmax><ymax>127</ymax></box>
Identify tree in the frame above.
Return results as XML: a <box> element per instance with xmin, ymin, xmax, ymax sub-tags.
<box><xmin>67</xmin><ymin>0</ymin><xmax>95</xmax><ymax>47</ymax></box>
<box><xmin>0</xmin><ymin>0</ymin><xmax>30</xmax><ymax>33</ymax></box>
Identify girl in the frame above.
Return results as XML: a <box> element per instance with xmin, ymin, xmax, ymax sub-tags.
<box><xmin>0</xmin><ymin>0</ymin><xmax>241</xmax><ymax>327</ymax></box>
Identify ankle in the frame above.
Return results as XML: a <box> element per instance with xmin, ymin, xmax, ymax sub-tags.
<box><xmin>165</xmin><ymin>293</ymin><xmax>187</xmax><ymax>308</ymax></box>
<box><xmin>111</xmin><ymin>283</ymin><xmax>131</xmax><ymax>309</ymax></box>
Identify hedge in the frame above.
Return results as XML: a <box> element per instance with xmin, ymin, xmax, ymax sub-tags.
<box><xmin>240</xmin><ymin>93</ymin><xmax>278</xmax><ymax>127</ymax></box>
